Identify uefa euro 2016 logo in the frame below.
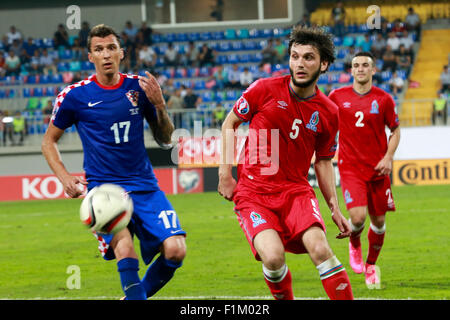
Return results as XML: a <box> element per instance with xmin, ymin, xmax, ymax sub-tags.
<box><xmin>306</xmin><ymin>111</ymin><xmax>320</xmax><ymax>132</ymax></box>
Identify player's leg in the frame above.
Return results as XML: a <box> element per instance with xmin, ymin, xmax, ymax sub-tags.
<box><xmin>142</xmin><ymin>235</ymin><xmax>186</xmax><ymax>297</ymax></box>
<box><xmin>110</xmin><ymin>228</ymin><xmax>147</xmax><ymax>300</ymax></box>
<box><xmin>302</xmin><ymin>226</ymin><xmax>354</xmax><ymax>300</ymax></box>
<box><xmin>134</xmin><ymin>190</ymin><xmax>187</xmax><ymax>298</ymax></box>
<box><xmin>254</xmin><ymin>229</ymin><xmax>294</xmax><ymax>300</ymax></box>
<box><xmin>348</xmin><ymin>206</ymin><xmax>367</xmax><ymax>273</ymax></box>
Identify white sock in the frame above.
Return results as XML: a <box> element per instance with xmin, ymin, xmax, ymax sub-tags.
<box><xmin>370</xmin><ymin>223</ymin><xmax>386</xmax><ymax>234</ymax></box>
<box><xmin>262</xmin><ymin>264</ymin><xmax>288</xmax><ymax>283</ymax></box>
<box><xmin>316</xmin><ymin>255</ymin><xmax>345</xmax><ymax>280</ymax></box>
<box><xmin>349</xmin><ymin>218</ymin><xmax>364</xmax><ymax>233</ymax></box>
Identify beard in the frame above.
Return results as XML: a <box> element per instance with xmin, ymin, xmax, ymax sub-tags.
<box><xmin>289</xmin><ymin>65</ymin><xmax>322</xmax><ymax>88</ymax></box>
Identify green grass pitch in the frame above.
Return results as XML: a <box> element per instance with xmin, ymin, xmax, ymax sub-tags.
<box><xmin>0</xmin><ymin>185</ymin><xmax>449</xmax><ymax>300</ymax></box>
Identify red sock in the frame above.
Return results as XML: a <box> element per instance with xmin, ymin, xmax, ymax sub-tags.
<box><xmin>263</xmin><ymin>267</ymin><xmax>294</xmax><ymax>300</ymax></box>
<box><xmin>317</xmin><ymin>256</ymin><xmax>354</xmax><ymax>300</ymax></box>
<box><xmin>321</xmin><ymin>270</ymin><xmax>354</xmax><ymax>300</ymax></box>
<box><xmin>350</xmin><ymin>227</ymin><xmax>364</xmax><ymax>248</ymax></box>
<box><xmin>366</xmin><ymin>224</ymin><xmax>385</xmax><ymax>265</ymax></box>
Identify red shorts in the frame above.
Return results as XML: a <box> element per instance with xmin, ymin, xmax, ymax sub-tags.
<box><xmin>339</xmin><ymin>170</ymin><xmax>395</xmax><ymax>216</ymax></box>
<box><xmin>233</xmin><ymin>187</ymin><xmax>326</xmax><ymax>260</ymax></box>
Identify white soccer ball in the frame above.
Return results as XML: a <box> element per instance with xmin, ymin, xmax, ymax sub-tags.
<box><xmin>80</xmin><ymin>183</ymin><xmax>133</xmax><ymax>234</ymax></box>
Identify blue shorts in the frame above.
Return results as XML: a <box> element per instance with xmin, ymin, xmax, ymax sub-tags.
<box><xmin>93</xmin><ymin>190</ymin><xmax>186</xmax><ymax>265</ymax></box>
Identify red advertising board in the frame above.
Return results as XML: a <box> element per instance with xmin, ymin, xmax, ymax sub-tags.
<box><xmin>0</xmin><ymin>168</ymin><xmax>204</xmax><ymax>201</ymax></box>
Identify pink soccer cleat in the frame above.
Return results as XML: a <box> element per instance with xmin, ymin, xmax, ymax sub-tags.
<box><xmin>349</xmin><ymin>242</ymin><xmax>364</xmax><ymax>274</ymax></box>
<box><xmin>365</xmin><ymin>263</ymin><xmax>381</xmax><ymax>289</ymax></box>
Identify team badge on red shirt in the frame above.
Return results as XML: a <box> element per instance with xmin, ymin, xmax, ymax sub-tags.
<box><xmin>306</xmin><ymin>111</ymin><xmax>320</xmax><ymax>132</ymax></box>
<box><xmin>126</xmin><ymin>90</ymin><xmax>139</xmax><ymax>107</ymax></box>
<box><xmin>236</xmin><ymin>97</ymin><xmax>249</xmax><ymax>115</ymax></box>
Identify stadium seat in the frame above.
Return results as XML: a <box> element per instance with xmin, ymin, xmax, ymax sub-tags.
<box><xmin>218</xmin><ymin>42</ymin><xmax>231</xmax><ymax>52</ymax></box>
<box><xmin>211</xmin><ymin>31</ymin><xmax>225</xmax><ymax>40</ymax></box>
<box><xmin>201</xmin><ymin>91</ymin><xmax>214</xmax><ymax>102</ymax></box>
<box><xmin>194</xmin><ymin>80</ymin><xmax>206</xmax><ymax>90</ymax></box>
<box><xmin>231</xmin><ymin>41</ymin><xmax>243</xmax><ymax>51</ymax></box>
<box><xmin>237</xmin><ymin>29</ymin><xmax>249</xmax><ymax>39</ymax></box>
<box><xmin>216</xmin><ymin>55</ymin><xmax>228</xmax><ymax>64</ymax></box>
<box><xmin>187</xmin><ymin>67</ymin><xmax>199</xmax><ymax>78</ymax></box>
<box><xmin>175</xmin><ymin>33</ymin><xmax>188</xmax><ymax>42</ymax></box>
<box><xmin>199</xmin><ymin>32</ymin><xmax>211</xmax><ymax>41</ymax></box>
<box><xmin>225</xmin><ymin>29</ymin><xmax>236</xmax><ymax>40</ymax></box>
<box><xmin>243</xmin><ymin>41</ymin><xmax>257</xmax><ymax>50</ymax></box>
<box><xmin>0</xmin><ymin>90</ymin><xmax>6</xmax><ymax>99</ymax></box>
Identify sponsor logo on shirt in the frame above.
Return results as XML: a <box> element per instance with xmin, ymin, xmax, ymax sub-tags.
<box><xmin>236</xmin><ymin>97</ymin><xmax>249</xmax><ymax>115</ymax></box>
<box><xmin>250</xmin><ymin>211</ymin><xmax>267</xmax><ymax>228</ymax></box>
<box><xmin>343</xmin><ymin>102</ymin><xmax>351</xmax><ymax>108</ymax></box>
<box><xmin>306</xmin><ymin>111</ymin><xmax>319</xmax><ymax>132</ymax></box>
<box><xmin>126</xmin><ymin>90</ymin><xmax>139</xmax><ymax>107</ymax></box>
<box><xmin>276</xmin><ymin>100</ymin><xmax>288</xmax><ymax>109</ymax></box>
<box><xmin>370</xmin><ymin>100</ymin><xmax>379</xmax><ymax>114</ymax></box>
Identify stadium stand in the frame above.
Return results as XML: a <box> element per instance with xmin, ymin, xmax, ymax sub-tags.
<box><xmin>0</xmin><ymin>0</ymin><xmax>449</xmax><ymax>146</ymax></box>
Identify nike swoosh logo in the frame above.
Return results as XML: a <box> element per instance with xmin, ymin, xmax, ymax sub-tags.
<box><xmin>88</xmin><ymin>101</ymin><xmax>103</xmax><ymax>107</ymax></box>
<box><xmin>170</xmin><ymin>230</ymin><xmax>183</xmax><ymax>234</ymax></box>
<box><xmin>123</xmin><ymin>283</ymin><xmax>140</xmax><ymax>291</ymax></box>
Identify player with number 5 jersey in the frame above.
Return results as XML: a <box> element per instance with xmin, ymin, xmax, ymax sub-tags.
<box><xmin>42</xmin><ymin>24</ymin><xmax>186</xmax><ymax>300</ymax></box>
<box><xmin>218</xmin><ymin>25</ymin><xmax>354</xmax><ymax>300</ymax></box>
<box><xmin>328</xmin><ymin>52</ymin><xmax>400</xmax><ymax>289</ymax></box>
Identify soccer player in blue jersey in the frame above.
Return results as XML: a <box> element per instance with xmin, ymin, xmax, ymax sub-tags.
<box><xmin>41</xmin><ymin>24</ymin><xmax>186</xmax><ymax>300</ymax></box>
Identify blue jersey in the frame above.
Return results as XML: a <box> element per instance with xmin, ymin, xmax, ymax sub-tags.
<box><xmin>52</xmin><ymin>73</ymin><xmax>160</xmax><ymax>192</ymax></box>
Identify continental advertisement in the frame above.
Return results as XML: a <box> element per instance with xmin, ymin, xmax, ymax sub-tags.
<box><xmin>392</xmin><ymin>159</ymin><xmax>450</xmax><ymax>186</ymax></box>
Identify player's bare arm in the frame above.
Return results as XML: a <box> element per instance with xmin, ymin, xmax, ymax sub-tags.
<box><xmin>140</xmin><ymin>71</ymin><xmax>175</xmax><ymax>145</ymax></box>
<box><xmin>375</xmin><ymin>126</ymin><xmax>400</xmax><ymax>176</ymax></box>
<box><xmin>218</xmin><ymin>111</ymin><xmax>242</xmax><ymax>201</ymax></box>
<box><xmin>314</xmin><ymin>158</ymin><xmax>351</xmax><ymax>239</ymax></box>
<box><xmin>41</xmin><ymin>123</ymin><xmax>87</xmax><ymax>198</ymax></box>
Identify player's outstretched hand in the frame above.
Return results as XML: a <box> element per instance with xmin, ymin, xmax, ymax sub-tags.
<box><xmin>62</xmin><ymin>175</ymin><xmax>87</xmax><ymax>198</ymax></box>
<box><xmin>138</xmin><ymin>71</ymin><xmax>165</xmax><ymax>109</ymax></box>
<box><xmin>218</xmin><ymin>175</ymin><xmax>237</xmax><ymax>201</ymax></box>
<box><xmin>331</xmin><ymin>209</ymin><xmax>351</xmax><ymax>239</ymax></box>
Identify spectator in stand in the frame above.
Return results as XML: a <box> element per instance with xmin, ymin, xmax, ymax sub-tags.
<box><xmin>391</xmin><ymin>19</ymin><xmax>406</xmax><ymax>36</ymax></box>
<box><xmin>440</xmin><ymin>65</ymin><xmax>450</xmax><ymax>94</ymax></box>
<box><xmin>0</xmin><ymin>52</ymin><xmax>6</xmax><ymax>77</ymax></box>
<box><xmin>123</xmin><ymin>21</ymin><xmax>138</xmax><ymax>43</ymax></box>
<box><xmin>358</xmin><ymin>34</ymin><xmax>372</xmax><ymax>53</ymax></box>
<box><xmin>382</xmin><ymin>45</ymin><xmax>397</xmax><ymax>72</ymax></box>
<box><xmin>371</xmin><ymin>33</ymin><xmax>386</xmax><ymax>59</ymax></box>
<box><xmin>164</xmin><ymin>42</ymin><xmax>180</xmax><ymax>67</ymax></box>
<box><xmin>377</xmin><ymin>20</ymin><xmax>390</xmax><ymax>39</ymax></box>
<box><xmin>343</xmin><ymin>46</ymin><xmax>357</xmax><ymax>72</ymax></box>
<box><xmin>6</xmin><ymin>26</ymin><xmax>22</xmax><ymax>45</ymax></box>
<box><xmin>388</xmin><ymin>71</ymin><xmax>404</xmax><ymax>96</ymax></box>
<box><xmin>254</xmin><ymin>62</ymin><xmax>270</xmax><ymax>80</ymax></box>
<box><xmin>19</xmin><ymin>48</ymin><xmax>31</xmax><ymax>71</ymax></box>
<box><xmin>23</xmin><ymin>37</ymin><xmax>37</xmax><ymax>58</ymax></box>
<box><xmin>29</xmin><ymin>49</ymin><xmax>42</xmax><ymax>75</ymax></box>
<box><xmin>72</xmin><ymin>37</ymin><xmax>86</xmax><ymax>61</ymax></box>
<box><xmin>184</xmin><ymin>41</ymin><xmax>200</xmax><ymax>67</ymax></box>
<box><xmin>9</xmin><ymin>39</ymin><xmax>22</xmax><ymax>57</ymax></box>
<box><xmin>213</xmin><ymin>103</ymin><xmax>226</xmax><ymax>128</ymax></box>
<box><xmin>432</xmin><ymin>93</ymin><xmax>447</xmax><ymax>125</ymax></box>
<box><xmin>139</xmin><ymin>22</ymin><xmax>154</xmax><ymax>46</ymax></box>
<box><xmin>78</xmin><ymin>21</ymin><xmax>91</xmax><ymax>47</ymax></box>
<box><xmin>399</xmin><ymin>30</ymin><xmax>414</xmax><ymax>59</ymax></box>
<box><xmin>183</xmin><ymin>87</ymin><xmax>199</xmax><ymax>109</ymax></box>
<box><xmin>54</xmin><ymin>24</ymin><xmax>70</xmax><ymax>49</ymax></box>
<box><xmin>167</xmin><ymin>88</ymin><xmax>184</xmax><ymax>128</ymax></box>
<box><xmin>239</xmin><ymin>67</ymin><xmax>253</xmax><ymax>89</ymax></box>
<box><xmin>42</xmin><ymin>100</ymin><xmax>53</xmax><ymax>126</ymax></box>
<box><xmin>0</xmin><ymin>110</ymin><xmax>4</xmax><ymax>146</ymax></box>
<box><xmin>386</xmin><ymin>31</ymin><xmax>401</xmax><ymax>53</ymax></box>
<box><xmin>5</xmin><ymin>49</ymin><xmax>21</xmax><ymax>76</ymax></box>
<box><xmin>2</xmin><ymin>110</ymin><xmax>14</xmax><ymax>146</ymax></box>
<box><xmin>330</xmin><ymin>1</ymin><xmax>346</xmax><ymax>38</ymax></box>
<box><xmin>40</xmin><ymin>48</ymin><xmax>57</xmax><ymax>76</ymax></box>
<box><xmin>12</xmin><ymin>110</ymin><xmax>27</xmax><ymax>146</ymax></box>
<box><xmin>226</xmin><ymin>64</ymin><xmax>241</xmax><ymax>89</ymax></box>
<box><xmin>274</xmin><ymin>38</ymin><xmax>287</xmax><ymax>64</ymax></box>
<box><xmin>405</xmin><ymin>7</ymin><xmax>421</xmax><ymax>40</ymax></box>
<box><xmin>198</xmin><ymin>43</ymin><xmax>215</xmax><ymax>67</ymax></box>
<box><xmin>261</xmin><ymin>39</ymin><xmax>277</xmax><ymax>65</ymax></box>
<box><xmin>138</xmin><ymin>43</ymin><xmax>157</xmax><ymax>70</ymax></box>
<box><xmin>210</xmin><ymin>64</ymin><xmax>228</xmax><ymax>90</ymax></box>
<box><xmin>396</xmin><ymin>44</ymin><xmax>411</xmax><ymax>77</ymax></box>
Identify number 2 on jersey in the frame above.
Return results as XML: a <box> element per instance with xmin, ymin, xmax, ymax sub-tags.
<box><xmin>355</xmin><ymin>111</ymin><xmax>364</xmax><ymax>127</ymax></box>
<box><xmin>110</xmin><ymin>121</ymin><xmax>130</xmax><ymax>144</ymax></box>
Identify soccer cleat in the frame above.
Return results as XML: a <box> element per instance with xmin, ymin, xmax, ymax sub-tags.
<box><xmin>349</xmin><ymin>242</ymin><xmax>364</xmax><ymax>274</ymax></box>
<box><xmin>365</xmin><ymin>263</ymin><xmax>381</xmax><ymax>289</ymax></box>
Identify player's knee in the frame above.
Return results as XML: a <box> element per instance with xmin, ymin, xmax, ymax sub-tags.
<box><xmin>162</xmin><ymin>238</ymin><xmax>186</xmax><ymax>262</ymax></box>
<box><xmin>260</xmin><ymin>252</ymin><xmax>285</xmax><ymax>270</ymax></box>
<box><xmin>308</xmin><ymin>241</ymin><xmax>333</xmax><ymax>264</ymax></box>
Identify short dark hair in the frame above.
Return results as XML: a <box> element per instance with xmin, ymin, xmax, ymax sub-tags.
<box><xmin>353</xmin><ymin>51</ymin><xmax>375</xmax><ymax>65</ymax></box>
<box><xmin>87</xmin><ymin>24</ymin><xmax>121</xmax><ymax>52</ymax></box>
<box><xmin>288</xmin><ymin>25</ymin><xmax>336</xmax><ymax>73</ymax></box>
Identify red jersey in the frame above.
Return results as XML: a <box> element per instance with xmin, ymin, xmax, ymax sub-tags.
<box><xmin>232</xmin><ymin>75</ymin><xmax>339</xmax><ymax>194</ymax></box>
<box><xmin>328</xmin><ymin>85</ymin><xmax>399</xmax><ymax>181</ymax></box>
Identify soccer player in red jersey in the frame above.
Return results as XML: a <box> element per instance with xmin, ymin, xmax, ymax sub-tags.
<box><xmin>328</xmin><ymin>52</ymin><xmax>400</xmax><ymax>289</ymax></box>
<box><xmin>218</xmin><ymin>26</ymin><xmax>354</xmax><ymax>300</ymax></box>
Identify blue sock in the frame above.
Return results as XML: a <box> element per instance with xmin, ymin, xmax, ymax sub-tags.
<box><xmin>117</xmin><ymin>258</ymin><xmax>147</xmax><ymax>300</ymax></box>
<box><xmin>142</xmin><ymin>255</ymin><xmax>183</xmax><ymax>298</ymax></box>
